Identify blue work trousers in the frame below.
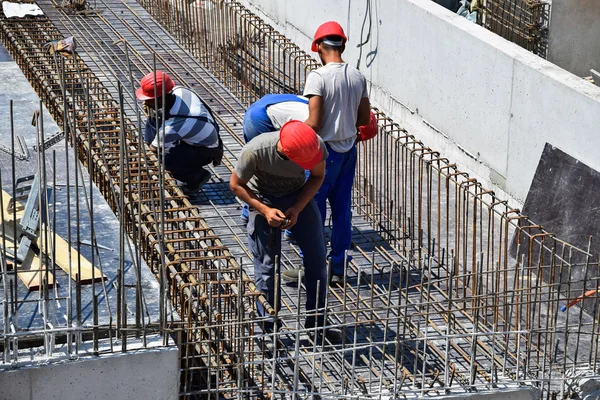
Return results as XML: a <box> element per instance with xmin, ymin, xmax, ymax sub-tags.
<box><xmin>248</xmin><ymin>192</ymin><xmax>327</xmax><ymax>328</ymax></box>
<box><xmin>315</xmin><ymin>144</ymin><xmax>357</xmax><ymax>276</ymax></box>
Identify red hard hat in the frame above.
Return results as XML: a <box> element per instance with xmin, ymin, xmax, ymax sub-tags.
<box><xmin>279</xmin><ymin>120</ymin><xmax>323</xmax><ymax>170</ymax></box>
<box><xmin>311</xmin><ymin>21</ymin><xmax>347</xmax><ymax>52</ymax></box>
<box><xmin>357</xmin><ymin>111</ymin><xmax>378</xmax><ymax>142</ymax></box>
<box><xmin>136</xmin><ymin>71</ymin><xmax>175</xmax><ymax>101</ymax></box>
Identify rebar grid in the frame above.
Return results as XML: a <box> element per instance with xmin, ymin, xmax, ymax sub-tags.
<box><xmin>480</xmin><ymin>0</ymin><xmax>550</xmax><ymax>58</ymax></box>
<box><xmin>127</xmin><ymin>0</ymin><xmax>600</xmax><ymax>397</ymax></box>
<box><xmin>0</xmin><ymin>2</ymin><xmax>267</xmax><ymax>391</ymax></box>
<box><xmin>0</xmin><ymin>0</ymin><xmax>598</xmax><ymax>399</ymax></box>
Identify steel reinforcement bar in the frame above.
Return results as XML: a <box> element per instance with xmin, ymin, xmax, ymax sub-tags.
<box><xmin>0</xmin><ymin>5</ymin><xmax>269</xmax><ymax>396</ymax></box>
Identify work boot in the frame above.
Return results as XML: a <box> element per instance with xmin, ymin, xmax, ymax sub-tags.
<box><xmin>321</xmin><ymin>327</ymin><xmax>343</xmax><ymax>343</ymax></box>
<box><xmin>183</xmin><ymin>169</ymin><xmax>211</xmax><ymax>195</ymax></box>
<box><xmin>305</xmin><ymin>318</ymin><xmax>343</xmax><ymax>343</ymax></box>
<box><xmin>328</xmin><ymin>255</ymin><xmax>353</xmax><ymax>287</ymax></box>
<box><xmin>282</xmin><ymin>267</ymin><xmax>305</xmax><ymax>283</ymax></box>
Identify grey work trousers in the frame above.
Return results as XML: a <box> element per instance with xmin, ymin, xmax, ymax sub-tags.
<box><xmin>247</xmin><ymin>190</ymin><xmax>327</xmax><ymax>329</ymax></box>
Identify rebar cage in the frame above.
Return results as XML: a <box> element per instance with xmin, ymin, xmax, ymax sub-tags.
<box><xmin>479</xmin><ymin>0</ymin><xmax>550</xmax><ymax>58</ymax></box>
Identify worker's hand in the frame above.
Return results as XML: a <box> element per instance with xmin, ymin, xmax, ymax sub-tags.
<box><xmin>283</xmin><ymin>206</ymin><xmax>300</xmax><ymax>230</ymax></box>
<box><xmin>264</xmin><ymin>207</ymin><xmax>286</xmax><ymax>228</ymax></box>
<box><xmin>148</xmin><ymin>144</ymin><xmax>157</xmax><ymax>152</ymax></box>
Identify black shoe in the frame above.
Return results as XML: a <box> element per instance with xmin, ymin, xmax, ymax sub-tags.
<box><xmin>262</xmin><ymin>319</ymin><xmax>283</xmax><ymax>335</ymax></box>
<box><xmin>322</xmin><ymin>327</ymin><xmax>343</xmax><ymax>343</ymax></box>
<box><xmin>306</xmin><ymin>319</ymin><xmax>343</xmax><ymax>343</ymax></box>
<box><xmin>183</xmin><ymin>169</ymin><xmax>211</xmax><ymax>195</ymax></box>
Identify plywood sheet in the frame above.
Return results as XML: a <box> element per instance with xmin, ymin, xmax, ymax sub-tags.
<box><xmin>513</xmin><ymin>143</ymin><xmax>600</xmax><ymax>312</ymax></box>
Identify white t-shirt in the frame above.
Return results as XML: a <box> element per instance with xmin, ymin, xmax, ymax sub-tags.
<box><xmin>303</xmin><ymin>62</ymin><xmax>368</xmax><ymax>153</ymax></box>
<box><xmin>265</xmin><ymin>99</ymin><xmax>309</xmax><ymax>130</ymax></box>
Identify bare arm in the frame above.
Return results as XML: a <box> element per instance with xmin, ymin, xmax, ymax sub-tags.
<box><xmin>304</xmin><ymin>95</ymin><xmax>324</xmax><ymax>132</ymax></box>
<box><xmin>356</xmin><ymin>97</ymin><xmax>371</xmax><ymax>127</ymax></box>
<box><xmin>230</xmin><ymin>170</ymin><xmax>286</xmax><ymax>227</ymax></box>
<box><xmin>284</xmin><ymin>161</ymin><xmax>326</xmax><ymax>228</ymax></box>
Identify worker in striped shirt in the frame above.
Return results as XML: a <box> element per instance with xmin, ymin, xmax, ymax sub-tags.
<box><xmin>137</xmin><ymin>71</ymin><xmax>223</xmax><ymax>194</ymax></box>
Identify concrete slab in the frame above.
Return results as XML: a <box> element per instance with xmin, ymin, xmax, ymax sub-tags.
<box><xmin>0</xmin><ymin>335</ymin><xmax>179</xmax><ymax>400</ymax></box>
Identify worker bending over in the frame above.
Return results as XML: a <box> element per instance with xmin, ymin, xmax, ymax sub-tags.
<box><xmin>285</xmin><ymin>22</ymin><xmax>371</xmax><ymax>286</ymax></box>
<box><xmin>136</xmin><ymin>71</ymin><xmax>223</xmax><ymax>194</ymax></box>
<box><xmin>230</xmin><ymin>121</ymin><xmax>330</xmax><ymax>333</ymax></box>
<box><xmin>240</xmin><ymin>94</ymin><xmax>309</xmax><ymax>228</ymax></box>
<box><xmin>242</xmin><ymin>93</ymin><xmax>309</xmax><ymax>142</ymax></box>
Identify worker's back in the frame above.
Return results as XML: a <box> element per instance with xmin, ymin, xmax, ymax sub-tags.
<box><xmin>164</xmin><ymin>87</ymin><xmax>220</xmax><ymax>150</ymax></box>
<box><xmin>303</xmin><ymin>62</ymin><xmax>367</xmax><ymax>153</ymax></box>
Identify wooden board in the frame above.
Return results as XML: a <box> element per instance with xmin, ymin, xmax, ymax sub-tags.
<box><xmin>1</xmin><ymin>190</ymin><xmax>105</xmax><ymax>285</ymax></box>
<box><xmin>39</xmin><ymin>224</ymin><xmax>106</xmax><ymax>284</ymax></box>
<box><xmin>4</xmin><ymin>237</ymin><xmax>55</xmax><ymax>290</ymax></box>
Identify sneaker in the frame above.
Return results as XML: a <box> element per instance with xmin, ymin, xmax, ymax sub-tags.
<box><xmin>329</xmin><ymin>274</ymin><xmax>345</xmax><ymax>287</ymax></box>
<box><xmin>282</xmin><ymin>267</ymin><xmax>304</xmax><ymax>283</ymax></box>
<box><xmin>260</xmin><ymin>335</ymin><xmax>276</xmax><ymax>354</ymax></box>
<box><xmin>283</xmin><ymin>230</ymin><xmax>296</xmax><ymax>243</ymax></box>
<box><xmin>183</xmin><ymin>169</ymin><xmax>211</xmax><ymax>195</ymax></box>
<box><xmin>240</xmin><ymin>203</ymin><xmax>249</xmax><ymax>224</ymax></box>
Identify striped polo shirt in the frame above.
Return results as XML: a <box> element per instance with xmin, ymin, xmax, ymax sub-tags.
<box><xmin>152</xmin><ymin>86</ymin><xmax>219</xmax><ymax>153</ymax></box>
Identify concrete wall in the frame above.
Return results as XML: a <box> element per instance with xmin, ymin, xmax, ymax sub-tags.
<box><xmin>0</xmin><ymin>347</ymin><xmax>179</xmax><ymax>400</ymax></box>
<box><xmin>239</xmin><ymin>0</ymin><xmax>600</xmax><ymax>205</ymax></box>
<box><xmin>548</xmin><ymin>0</ymin><xmax>600</xmax><ymax>77</ymax></box>
<box><xmin>444</xmin><ymin>388</ymin><xmax>540</xmax><ymax>400</ymax></box>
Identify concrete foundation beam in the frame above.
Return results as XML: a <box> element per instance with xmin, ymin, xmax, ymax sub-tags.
<box><xmin>0</xmin><ymin>346</ymin><xmax>179</xmax><ymax>400</ymax></box>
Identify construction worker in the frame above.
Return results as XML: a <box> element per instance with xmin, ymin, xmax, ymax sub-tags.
<box><xmin>240</xmin><ymin>93</ymin><xmax>309</xmax><ymax>229</ymax></box>
<box><xmin>230</xmin><ymin>120</ymin><xmax>333</xmax><ymax>336</ymax></box>
<box><xmin>284</xmin><ymin>21</ymin><xmax>371</xmax><ymax>286</ymax></box>
<box><xmin>242</xmin><ymin>93</ymin><xmax>309</xmax><ymax>143</ymax></box>
<box><xmin>136</xmin><ymin>71</ymin><xmax>223</xmax><ymax>194</ymax></box>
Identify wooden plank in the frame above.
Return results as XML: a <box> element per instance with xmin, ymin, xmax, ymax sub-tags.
<box><xmin>1</xmin><ymin>190</ymin><xmax>105</xmax><ymax>284</ymax></box>
<box><xmin>4</xmin><ymin>237</ymin><xmax>55</xmax><ymax>290</ymax></box>
<box><xmin>39</xmin><ymin>224</ymin><xmax>106</xmax><ymax>284</ymax></box>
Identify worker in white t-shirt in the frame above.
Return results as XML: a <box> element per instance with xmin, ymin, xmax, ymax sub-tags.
<box><xmin>283</xmin><ymin>21</ymin><xmax>371</xmax><ymax>286</ymax></box>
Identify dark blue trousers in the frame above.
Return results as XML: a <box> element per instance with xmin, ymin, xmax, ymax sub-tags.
<box><xmin>314</xmin><ymin>144</ymin><xmax>357</xmax><ymax>276</ymax></box>
<box><xmin>248</xmin><ymin>191</ymin><xmax>327</xmax><ymax>328</ymax></box>
<box><xmin>145</xmin><ymin>118</ymin><xmax>213</xmax><ymax>186</ymax></box>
